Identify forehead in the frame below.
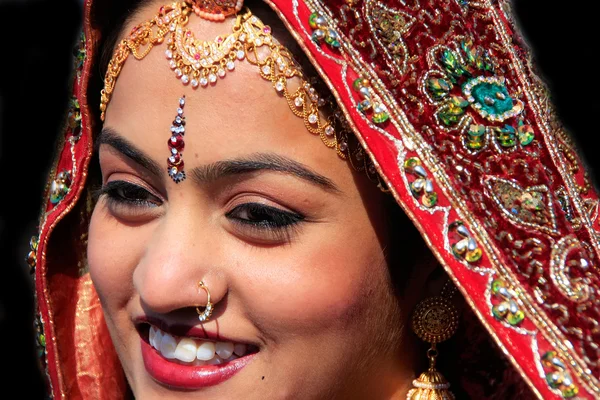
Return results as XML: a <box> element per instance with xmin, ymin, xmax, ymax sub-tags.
<box><xmin>102</xmin><ymin>4</ymin><xmax>349</xmax><ymax>180</ymax></box>
<box><xmin>107</xmin><ymin>12</ymin><xmax>269</xmax><ymax>119</ymax></box>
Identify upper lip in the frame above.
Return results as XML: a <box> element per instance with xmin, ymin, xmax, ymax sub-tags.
<box><xmin>134</xmin><ymin>315</ymin><xmax>253</xmax><ymax>345</ymax></box>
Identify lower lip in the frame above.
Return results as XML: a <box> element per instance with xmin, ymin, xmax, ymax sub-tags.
<box><xmin>141</xmin><ymin>339</ymin><xmax>255</xmax><ymax>389</ymax></box>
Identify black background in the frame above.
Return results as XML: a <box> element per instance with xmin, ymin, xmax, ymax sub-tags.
<box><xmin>0</xmin><ymin>1</ymin><xmax>598</xmax><ymax>397</ymax></box>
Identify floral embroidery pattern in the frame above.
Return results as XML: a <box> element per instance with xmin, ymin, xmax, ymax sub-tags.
<box><xmin>67</xmin><ymin>97</ymin><xmax>82</xmax><ymax>139</ymax></box>
<box><xmin>424</xmin><ymin>40</ymin><xmax>536</xmax><ymax>152</ymax></box>
<box><xmin>352</xmin><ymin>77</ymin><xmax>390</xmax><ymax>124</ymax></box>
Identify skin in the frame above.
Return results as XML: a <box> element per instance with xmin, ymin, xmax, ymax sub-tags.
<box><xmin>88</xmin><ymin>2</ymin><xmax>432</xmax><ymax>398</ymax></box>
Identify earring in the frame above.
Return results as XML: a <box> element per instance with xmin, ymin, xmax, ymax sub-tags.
<box><xmin>407</xmin><ymin>281</ymin><xmax>459</xmax><ymax>400</ymax></box>
<box><xmin>196</xmin><ymin>281</ymin><xmax>213</xmax><ymax>322</ymax></box>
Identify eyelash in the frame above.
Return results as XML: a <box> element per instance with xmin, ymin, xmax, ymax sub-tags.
<box><xmin>99</xmin><ymin>181</ymin><xmax>304</xmax><ymax>240</ymax></box>
<box><xmin>226</xmin><ymin>203</ymin><xmax>304</xmax><ymax>229</ymax></box>
<box><xmin>99</xmin><ymin>181</ymin><xmax>162</xmax><ymax>211</ymax></box>
<box><xmin>225</xmin><ymin>203</ymin><xmax>304</xmax><ymax>242</ymax></box>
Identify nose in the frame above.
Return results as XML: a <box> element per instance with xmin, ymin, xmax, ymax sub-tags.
<box><xmin>132</xmin><ymin>211</ymin><xmax>227</xmax><ymax>316</ymax></box>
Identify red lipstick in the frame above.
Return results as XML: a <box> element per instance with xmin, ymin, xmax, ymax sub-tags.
<box><xmin>141</xmin><ymin>339</ymin><xmax>255</xmax><ymax>389</ymax></box>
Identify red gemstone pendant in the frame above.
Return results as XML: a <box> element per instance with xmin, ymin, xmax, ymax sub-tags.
<box><xmin>168</xmin><ymin>96</ymin><xmax>186</xmax><ymax>183</ymax></box>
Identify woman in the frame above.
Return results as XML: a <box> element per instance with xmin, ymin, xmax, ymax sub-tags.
<box><xmin>28</xmin><ymin>0</ymin><xmax>600</xmax><ymax>399</ymax></box>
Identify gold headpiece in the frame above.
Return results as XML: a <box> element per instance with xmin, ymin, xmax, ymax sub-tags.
<box><xmin>101</xmin><ymin>1</ymin><xmax>385</xmax><ymax>187</ymax></box>
<box><xmin>100</xmin><ymin>1</ymin><xmax>346</xmax><ymax>155</ymax></box>
<box><xmin>192</xmin><ymin>0</ymin><xmax>243</xmax><ymax>21</ymax></box>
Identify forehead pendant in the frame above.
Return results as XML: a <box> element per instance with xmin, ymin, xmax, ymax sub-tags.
<box><xmin>101</xmin><ymin>2</ymin><xmax>359</xmax><ymax>186</ymax></box>
<box><xmin>168</xmin><ymin>96</ymin><xmax>186</xmax><ymax>183</ymax></box>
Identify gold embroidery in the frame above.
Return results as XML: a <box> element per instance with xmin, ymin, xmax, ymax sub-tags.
<box><xmin>367</xmin><ymin>2</ymin><xmax>415</xmax><ymax>80</ymax></box>
<box><xmin>550</xmin><ymin>235</ymin><xmax>592</xmax><ymax>303</ymax></box>
<box><xmin>484</xmin><ymin>176</ymin><xmax>559</xmax><ymax>236</ymax></box>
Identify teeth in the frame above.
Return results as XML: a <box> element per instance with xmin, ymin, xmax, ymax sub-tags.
<box><xmin>160</xmin><ymin>332</ymin><xmax>178</xmax><ymax>359</ymax></box>
<box><xmin>234</xmin><ymin>343</ymin><xmax>247</xmax><ymax>356</ymax></box>
<box><xmin>149</xmin><ymin>326</ymin><xmax>157</xmax><ymax>348</ymax></box>
<box><xmin>196</xmin><ymin>341</ymin><xmax>216</xmax><ymax>361</ymax></box>
<box><xmin>149</xmin><ymin>326</ymin><xmax>251</xmax><ymax>364</ymax></box>
<box><xmin>153</xmin><ymin>328</ymin><xmax>163</xmax><ymax>350</ymax></box>
<box><xmin>175</xmin><ymin>338</ymin><xmax>197</xmax><ymax>363</ymax></box>
<box><xmin>215</xmin><ymin>342</ymin><xmax>234</xmax><ymax>359</ymax></box>
<box><xmin>207</xmin><ymin>355</ymin><xmax>224</xmax><ymax>365</ymax></box>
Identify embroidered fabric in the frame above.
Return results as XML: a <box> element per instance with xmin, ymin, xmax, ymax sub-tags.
<box><xmin>26</xmin><ymin>0</ymin><xmax>600</xmax><ymax>399</ymax></box>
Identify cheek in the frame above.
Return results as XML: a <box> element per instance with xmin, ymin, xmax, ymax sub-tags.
<box><xmin>87</xmin><ymin>205</ymin><xmax>141</xmax><ymax>308</ymax></box>
<box><xmin>238</xmin><ymin>228</ymin><xmax>387</xmax><ymax>335</ymax></box>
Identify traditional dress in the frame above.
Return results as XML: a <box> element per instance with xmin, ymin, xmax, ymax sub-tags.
<box><xmin>29</xmin><ymin>0</ymin><xmax>600</xmax><ymax>398</ymax></box>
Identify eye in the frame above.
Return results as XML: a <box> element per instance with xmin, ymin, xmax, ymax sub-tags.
<box><xmin>226</xmin><ymin>202</ymin><xmax>304</xmax><ymax>228</ymax></box>
<box><xmin>226</xmin><ymin>202</ymin><xmax>304</xmax><ymax>242</ymax></box>
<box><xmin>99</xmin><ymin>180</ymin><xmax>162</xmax><ymax>217</ymax></box>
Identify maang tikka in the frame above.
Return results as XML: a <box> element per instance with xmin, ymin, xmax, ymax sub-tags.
<box><xmin>100</xmin><ymin>2</ymin><xmax>347</xmax><ymax>162</ymax></box>
<box><xmin>100</xmin><ymin>1</ymin><xmax>386</xmax><ymax>190</ymax></box>
<box><xmin>168</xmin><ymin>96</ymin><xmax>187</xmax><ymax>183</ymax></box>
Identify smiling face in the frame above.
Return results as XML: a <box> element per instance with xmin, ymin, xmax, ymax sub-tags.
<box><xmin>88</xmin><ymin>2</ymin><xmax>419</xmax><ymax>399</ymax></box>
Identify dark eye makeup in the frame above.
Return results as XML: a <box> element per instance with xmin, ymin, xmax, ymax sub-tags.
<box><xmin>226</xmin><ymin>202</ymin><xmax>304</xmax><ymax>229</ymax></box>
<box><xmin>98</xmin><ymin>180</ymin><xmax>305</xmax><ymax>241</ymax></box>
<box><xmin>225</xmin><ymin>202</ymin><xmax>305</xmax><ymax>243</ymax></box>
<box><xmin>99</xmin><ymin>180</ymin><xmax>162</xmax><ymax>209</ymax></box>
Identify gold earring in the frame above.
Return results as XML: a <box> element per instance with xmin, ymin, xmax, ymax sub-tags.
<box><xmin>196</xmin><ymin>281</ymin><xmax>214</xmax><ymax>322</ymax></box>
<box><xmin>408</xmin><ymin>281</ymin><xmax>459</xmax><ymax>400</ymax></box>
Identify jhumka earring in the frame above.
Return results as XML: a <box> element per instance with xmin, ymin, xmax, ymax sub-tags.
<box><xmin>196</xmin><ymin>281</ymin><xmax>214</xmax><ymax>322</ymax></box>
<box><xmin>407</xmin><ymin>281</ymin><xmax>459</xmax><ymax>400</ymax></box>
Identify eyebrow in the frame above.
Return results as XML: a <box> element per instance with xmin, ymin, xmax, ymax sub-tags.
<box><xmin>97</xmin><ymin>127</ymin><xmax>341</xmax><ymax>193</ymax></box>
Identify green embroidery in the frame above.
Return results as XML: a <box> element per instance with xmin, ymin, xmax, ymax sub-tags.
<box><xmin>427</xmin><ymin>77</ymin><xmax>453</xmax><ymax>100</ymax></box>
<box><xmin>449</xmin><ymin>221</ymin><xmax>483</xmax><ymax>263</ymax></box>
<box><xmin>466</xmin><ymin>124</ymin><xmax>486</xmax><ymax>150</ymax></box>
<box><xmin>490</xmin><ymin>279</ymin><xmax>524</xmax><ymax>326</ymax></box>
<box><xmin>542</xmin><ymin>352</ymin><xmax>579</xmax><ymax>398</ymax></box>
<box><xmin>470</xmin><ymin>81</ymin><xmax>513</xmax><ymax>116</ymax></box>
<box><xmin>49</xmin><ymin>171</ymin><xmax>72</xmax><ymax>205</ymax></box>
<box><xmin>353</xmin><ymin>77</ymin><xmax>390</xmax><ymax>125</ymax></box>
<box><xmin>404</xmin><ymin>157</ymin><xmax>439</xmax><ymax>208</ymax></box>
<box><xmin>426</xmin><ymin>39</ymin><xmax>536</xmax><ymax>151</ymax></box>
<box><xmin>308</xmin><ymin>13</ymin><xmax>341</xmax><ymax>49</ymax></box>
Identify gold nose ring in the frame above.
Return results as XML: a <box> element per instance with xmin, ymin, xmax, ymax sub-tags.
<box><xmin>196</xmin><ymin>281</ymin><xmax>213</xmax><ymax>322</ymax></box>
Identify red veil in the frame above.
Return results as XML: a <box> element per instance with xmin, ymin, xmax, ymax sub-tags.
<box><xmin>30</xmin><ymin>0</ymin><xmax>600</xmax><ymax>398</ymax></box>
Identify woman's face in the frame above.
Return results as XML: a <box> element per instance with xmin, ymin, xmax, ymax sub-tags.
<box><xmin>88</xmin><ymin>4</ymin><xmax>413</xmax><ymax>399</ymax></box>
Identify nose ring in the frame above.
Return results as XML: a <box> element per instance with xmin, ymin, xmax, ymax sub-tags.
<box><xmin>196</xmin><ymin>281</ymin><xmax>213</xmax><ymax>322</ymax></box>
